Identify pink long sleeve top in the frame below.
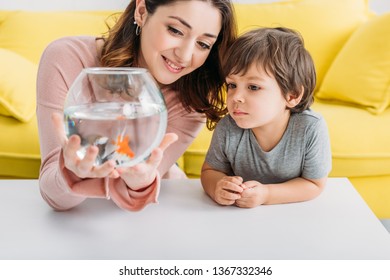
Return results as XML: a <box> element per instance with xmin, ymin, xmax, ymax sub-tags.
<box><xmin>36</xmin><ymin>36</ymin><xmax>205</xmax><ymax>211</ymax></box>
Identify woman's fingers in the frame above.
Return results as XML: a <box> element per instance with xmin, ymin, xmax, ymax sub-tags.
<box><xmin>52</xmin><ymin>112</ymin><xmax>82</xmax><ymax>164</ymax></box>
<box><xmin>145</xmin><ymin>147</ymin><xmax>163</xmax><ymax>169</ymax></box>
<box><xmin>52</xmin><ymin>112</ymin><xmax>118</xmax><ymax>178</ymax></box>
<box><xmin>62</xmin><ymin>135</ymin><xmax>81</xmax><ymax>161</ymax></box>
<box><xmin>90</xmin><ymin>160</ymin><xmax>118</xmax><ymax>178</ymax></box>
<box><xmin>77</xmin><ymin>145</ymin><xmax>99</xmax><ymax>174</ymax></box>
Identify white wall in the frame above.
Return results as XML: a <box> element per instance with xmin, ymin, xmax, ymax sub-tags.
<box><xmin>0</xmin><ymin>0</ymin><xmax>389</xmax><ymax>14</ymax></box>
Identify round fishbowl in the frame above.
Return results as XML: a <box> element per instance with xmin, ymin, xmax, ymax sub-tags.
<box><xmin>63</xmin><ymin>67</ymin><xmax>167</xmax><ymax>167</ymax></box>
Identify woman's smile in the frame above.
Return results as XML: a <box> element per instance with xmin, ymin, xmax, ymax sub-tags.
<box><xmin>163</xmin><ymin>55</ymin><xmax>184</xmax><ymax>73</ymax></box>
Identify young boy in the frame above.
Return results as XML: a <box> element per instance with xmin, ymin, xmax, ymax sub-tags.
<box><xmin>201</xmin><ymin>27</ymin><xmax>332</xmax><ymax>208</ymax></box>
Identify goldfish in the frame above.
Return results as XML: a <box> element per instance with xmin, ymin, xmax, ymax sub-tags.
<box><xmin>114</xmin><ymin>135</ymin><xmax>135</xmax><ymax>158</ymax></box>
<box><xmin>116</xmin><ymin>115</ymin><xmax>126</xmax><ymax>120</ymax></box>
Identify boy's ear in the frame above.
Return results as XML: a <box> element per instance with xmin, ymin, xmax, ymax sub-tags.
<box><xmin>134</xmin><ymin>0</ymin><xmax>148</xmax><ymax>26</ymax></box>
<box><xmin>286</xmin><ymin>86</ymin><xmax>304</xmax><ymax>108</ymax></box>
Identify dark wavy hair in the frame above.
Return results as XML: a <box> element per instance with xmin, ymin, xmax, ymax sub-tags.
<box><xmin>100</xmin><ymin>0</ymin><xmax>237</xmax><ymax>130</ymax></box>
<box><xmin>222</xmin><ymin>27</ymin><xmax>316</xmax><ymax>113</ymax></box>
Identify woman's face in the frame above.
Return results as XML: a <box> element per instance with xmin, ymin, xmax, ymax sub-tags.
<box><xmin>135</xmin><ymin>0</ymin><xmax>222</xmax><ymax>85</ymax></box>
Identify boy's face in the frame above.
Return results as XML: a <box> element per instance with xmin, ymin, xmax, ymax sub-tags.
<box><xmin>226</xmin><ymin>63</ymin><xmax>291</xmax><ymax>132</ymax></box>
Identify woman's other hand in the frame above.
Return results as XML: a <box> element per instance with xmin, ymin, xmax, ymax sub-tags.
<box><xmin>117</xmin><ymin>133</ymin><xmax>178</xmax><ymax>190</ymax></box>
<box><xmin>52</xmin><ymin>112</ymin><xmax>119</xmax><ymax>179</ymax></box>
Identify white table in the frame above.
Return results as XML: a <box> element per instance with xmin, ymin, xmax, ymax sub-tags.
<box><xmin>0</xmin><ymin>178</ymin><xmax>390</xmax><ymax>260</ymax></box>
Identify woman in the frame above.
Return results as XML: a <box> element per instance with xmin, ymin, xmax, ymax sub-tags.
<box><xmin>36</xmin><ymin>0</ymin><xmax>236</xmax><ymax>211</ymax></box>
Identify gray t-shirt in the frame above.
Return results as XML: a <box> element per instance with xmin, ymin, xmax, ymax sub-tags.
<box><xmin>205</xmin><ymin>110</ymin><xmax>332</xmax><ymax>184</ymax></box>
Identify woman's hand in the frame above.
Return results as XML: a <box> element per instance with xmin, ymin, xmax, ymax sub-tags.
<box><xmin>116</xmin><ymin>133</ymin><xmax>178</xmax><ymax>190</ymax></box>
<box><xmin>52</xmin><ymin>112</ymin><xmax>119</xmax><ymax>179</ymax></box>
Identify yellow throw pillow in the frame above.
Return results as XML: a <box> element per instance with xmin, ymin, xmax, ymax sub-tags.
<box><xmin>233</xmin><ymin>0</ymin><xmax>370</xmax><ymax>89</ymax></box>
<box><xmin>0</xmin><ymin>49</ymin><xmax>37</xmax><ymax>122</ymax></box>
<box><xmin>316</xmin><ymin>13</ymin><xmax>390</xmax><ymax>114</ymax></box>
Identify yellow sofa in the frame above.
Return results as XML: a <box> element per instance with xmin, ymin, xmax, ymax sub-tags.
<box><xmin>1</xmin><ymin>0</ymin><xmax>389</xmax><ymax>218</ymax></box>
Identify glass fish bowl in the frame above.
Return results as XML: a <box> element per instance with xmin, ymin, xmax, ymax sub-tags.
<box><xmin>63</xmin><ymin>67</ymin><xmax>167</xmax><ymax>167</ymax></box>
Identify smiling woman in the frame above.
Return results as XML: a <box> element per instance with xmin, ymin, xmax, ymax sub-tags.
<box><xmin>36</xmin><ymin>0</ymin><xmax>237</xmax><ymax>211</ymax></box>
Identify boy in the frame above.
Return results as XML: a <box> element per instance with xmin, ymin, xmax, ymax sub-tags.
<box><xmin>201</xmin><ymin>27</ymin><xmax>332</xmax><ymax>207</ymax></box>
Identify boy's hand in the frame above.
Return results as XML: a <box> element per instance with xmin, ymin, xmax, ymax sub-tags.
<box><xmin>235</xmin><ymin>180</ymin><xmax>269</xmax><ymax>208</ymax></box>
<box><xmin>214</xmin><ymin>176</ymin><xmax>245</xmax><ymax>205</ymax></box>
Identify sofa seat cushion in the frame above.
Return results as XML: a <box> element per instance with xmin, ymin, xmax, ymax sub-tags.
<box><xmin>312</xmin><ymin>101</ymin><xmax>390</xmax><ymax>177</ymax></box>
<box><xmin>0</xmin><ymin>116</ymin><xmax>40</xmax><ymax>178</ymax></box>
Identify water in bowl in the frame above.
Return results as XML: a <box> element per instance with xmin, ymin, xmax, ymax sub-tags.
<box><xmin>64</xmin><ymin>101</ymin><xmax>167</xmax><ymax>167</ymax></box>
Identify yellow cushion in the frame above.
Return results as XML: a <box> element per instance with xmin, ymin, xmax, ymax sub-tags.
<box><xmin>233</xmin><ymin>0</ymin><xmax>370</xmax><ymax>89</ymax></box>
<box><xmin>0</xmin><ymin>115</ymin><xmax>40</xmax><ymax>178</ymax></box>
<box><xmin>0</xmin><ymin>49</ymin><xmax>37</xmax><ymax>122</ymax></box>
<box><xmin>0</xmin><ymin>11</ymin><xmax>117</xmax><ymax>63</ymax></box>
<box><xmin>312</xmin><ymin>101</ymin><xmax>390</xmax><ymax>178</ymax></box>
<box><xmin>316</xmin><ymin>12</ymin><xmax>390</xmax><ymax>114</ymax></box>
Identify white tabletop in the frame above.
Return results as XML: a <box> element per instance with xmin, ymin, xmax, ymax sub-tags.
<box><xmin>0</xmin><ymin>178</ymin><xmax>389</xmax><ymax>260</ymax></box>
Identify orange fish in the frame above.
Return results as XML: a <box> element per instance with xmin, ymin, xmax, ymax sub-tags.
<box><xmin>114</xmin><ymin>135</ymin><xmax>135</xmax><ymax>158</ymax></box>
<box><xmin>116</xmin><ymin>115</ymin><xmax>126</xmax><ymax>120</ymax></box>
